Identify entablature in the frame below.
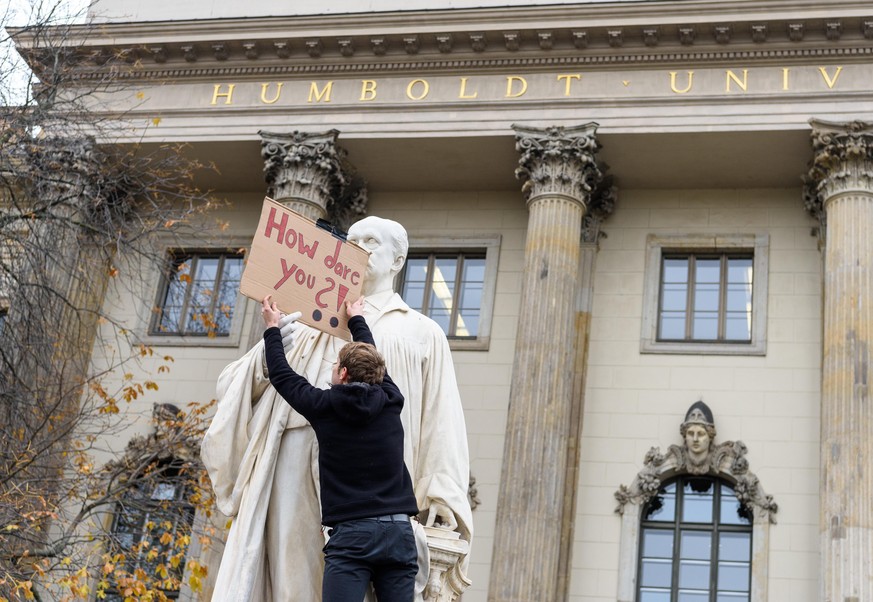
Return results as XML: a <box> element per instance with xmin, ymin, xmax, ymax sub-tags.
<box><xmin>11</xmin><ymin>1</ymin><xmax>873</xmax><ymax>81</ymax></box>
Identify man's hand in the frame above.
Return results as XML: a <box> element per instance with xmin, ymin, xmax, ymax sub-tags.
<box><xmin>261</xmin><ymin>295</ymin><xmax>281</xmax><ymax>328</ymax></box>
<box><xmin>345</xmin><ymin>296</ymin><xmax>366</xmax><ymax>319</ymax></box>
<box><xmin>425</xmin><ymin>502</ymin><xmax>458</xmax><ymax>530</ymax></box>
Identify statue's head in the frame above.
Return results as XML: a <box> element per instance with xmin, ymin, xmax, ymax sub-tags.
<box><xmin>348</xmin><ymin>216</ymin><xmax>408</xmax><ymax>296</ymax></box>
<box><xmin>679</xmin><ymin>401</ymin><xmax>717</xmax><ymax>473</ymax></box>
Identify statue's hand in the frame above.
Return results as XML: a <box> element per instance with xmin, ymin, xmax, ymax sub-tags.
<box><xmin>279</xmin><ymin>311</ymin><xmax>303</xmax><ymax>354</ymax></box>
<box><xmin>425</xmin><ymin>501</ymin><xmax>458</xmax><ymax>530</ymax></box>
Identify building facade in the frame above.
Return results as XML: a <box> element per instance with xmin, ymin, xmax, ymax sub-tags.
<box><xmin>13</xmin><ymin>0</ymin><xmax>873</xmax><ymax>600</ymax></box>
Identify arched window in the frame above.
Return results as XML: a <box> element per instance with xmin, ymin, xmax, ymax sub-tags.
<box><xmin>102</xmin><ymin>458</ymin><xmax>196</xmax><ymax>601</ymax></box>
<box><xmin>638</xmin><ymin>476</ymin><xmax>752</xmax><ymax>602</ymax></box>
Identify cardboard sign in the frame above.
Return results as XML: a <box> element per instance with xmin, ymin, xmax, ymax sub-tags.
<box><xmin>240</xmin><ymin>198</ymin><xmax>369</xmax><ymax>340</ymax></box>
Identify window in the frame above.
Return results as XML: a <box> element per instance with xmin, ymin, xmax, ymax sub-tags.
<box><xmin>103</xmin><ymin>460</ymin><xmax>196</xmax><ymax>601</ymax></box>
<box><xmin>398</xmin><ymin>235</ymin><xmax>500</xmax><ymax>351</ymax></box>
<box><xmin>151</xmin><ymin>250</ymin><xmax>244</xmax><ymax>337</ymax></box>
<box><xmin>658</xmin><ymin>254</ymin><xmax>753</xmax><ymax>343</ymax></box>
<box><xmin>400</xmin><ymin>252</ymin><xmax>485</xmax><ymax>338</ymax></box>
<box><xmin>641</xmin><ymin>235</ymin><xmax>768</xmax><ymax>355</ymax></box>
<box><xmin>638</xmin><ymin>476</ymin><xmax>752</xmax><ymax>602</ymax></box>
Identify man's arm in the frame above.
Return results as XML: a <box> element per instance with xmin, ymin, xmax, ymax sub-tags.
<box><xmin>346</xmin><ymin>298</ymin><xmax>402</xmax><ymax>399</ymax></box>
<box><xmin>261</xmin><ymin>296</ymin><xmax>328</xmax><ymax>419</ymax></box>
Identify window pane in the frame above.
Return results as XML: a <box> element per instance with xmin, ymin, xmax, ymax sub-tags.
<box><xmin>661</xmin><ymin>283</ymin><xmax>687</xmax><ymax>312</ymax></box>
<box><xmin>682</xmin><ymin>479</ymin><xmax>714</xmax><ymax>522</ymax></box>
<box><xmin>428</xmin><ymin>258</ymin><xmax>458</xmax><ymax>327</ymax></box>
<box><xmin>719</xmin><ymin>533</ymin><xmax>751</xmax><ymax>562</ymax></box>
<box><xmin>678</xmin><ymin>560</ymin><xmax>710</xmax><ymax>590</ymax></box>
<box><xmin>718</xmin><ymin>563</ymin><xmax>750</xmax><ymax>593</ymax></box>
<box><xmin>695</xmin><ymin>258</ymin><xmax>720</xmax><ymax>283</ymax></box>
<box><xmin>641</xmin><ymin>559</ymin><xmax>672</xmax><ymax>588</ymax></box>
<box><xmin>725</xmin><ymin>283</ymin><xmax>752</xmax><ymax>312</ymax></box>
<box><xmin>680</xmin><ymin>531</ymin><xmax>711</xmax><ymax>560</ymax></box>
<box><xmin>720</xmin><ymin>486</ymin><xmax>752</xmax><ymax>525</ymax></box>
<box><xmin>692</xmin><ymin>312</ymin><xmax>718</xmax><ymax>340</ymax></box>
<box><xmin>694</xmin><ymin>283</ymin><xmax>719</xmax><ymax>313</ymax></box>
<box><xmin>727</xmin><ymin>258</ymin><xmax>753</xmax><ymax>285</ymax></box>
<box><xmin>402</xmin><ymin>258</ymin><xmax>429</xmax><ymax>311</ymax></box>
<box><xmin>640</xmin><ymin>591</ymin><xmax>671</xmax><ymax>602</ymax></box>
<box><xmin>643</xmin><ymin>529</ymin><xmax>674</xmax><ymax>558</ymax></box>
<box><xmin>717</xmin><ymin>594</ymin><xmax>749</xmax><ymax>602</ymax></box>
<box><xmin>659</xmin><ymin>314</ymin><xmax>686</xmax><ymax>340</ymax></box>
<box><xmin>645</xmin><ymin>483</ymin><xmax>677</xmax><ymax>522</ymax></box>
<box><xmin>678</xmin><ymin>592</ymin><xmax>710</xmax><ymax>602</ymax></box>
<box><xmin>663</xmin><ymin>258</ymin><xmax>689</xmax><ymax>283</ymax></box>
<box><xmin>455</xmin><ymin>308</ymin><xmax>480</xmax><ymax>338</ymax></box>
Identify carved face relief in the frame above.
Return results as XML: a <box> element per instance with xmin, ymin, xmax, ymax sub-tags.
<box><xmin>685</xmin><ymin>424</ymin><xmax>711</xmax><ymax>471</ymax></box>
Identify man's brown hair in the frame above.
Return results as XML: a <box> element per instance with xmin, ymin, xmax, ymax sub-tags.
<box><xmin>338</xmin><ymin>342</ymin><xmax>386</xmax><ymax>385</ymax></box>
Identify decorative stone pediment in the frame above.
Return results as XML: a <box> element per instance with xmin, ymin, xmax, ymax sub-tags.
<box><xmin>614</xmin><ymin>401</ymin><xmax>778</xmax><ymax>524</ymax></box>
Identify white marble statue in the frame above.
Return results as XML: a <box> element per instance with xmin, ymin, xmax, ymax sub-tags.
<box><xmin>201</xmin><ymin>216</ymin><xmax>473</xmax><ymax>601</ymax></box>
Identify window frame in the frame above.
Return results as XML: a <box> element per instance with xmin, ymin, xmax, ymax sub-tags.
<box><xmin>641</xmin><ymin>234</ymin><xmax>769</xmax><ymax>356</ymax></box>
<box><xmin>142</xmin><ymin>244</ymin><xmax>250</xmax><ymax>348</ymax></box>
<box><xmin>637</xmin><ymin>476</ymin><xmax>753</xmax><ymax>602</ymax></box>
<box><xmin>398</xmin><ymin>234</ymin><xmax>500</xmax><ymax>351</ymax></box>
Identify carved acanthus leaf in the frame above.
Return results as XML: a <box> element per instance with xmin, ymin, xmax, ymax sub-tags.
<box><xmin>513</xmin><ymin>123</ymin><xmax>603</xmax><ymax>205</ymax></box>
<box><xmin>804</xmin><ymin>120</ymin><xmax>873</xmax><ymax>238</ymax></box>
<box><xmin>259</xmin><ymin>129</ymin><xmax>368</xmax><ymax>230</ymax></box>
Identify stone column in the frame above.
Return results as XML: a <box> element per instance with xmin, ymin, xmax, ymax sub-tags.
<box><xmin>805</xmin><ymin>119</ymin><xmax>873</xmax><ymax>602</ymax></box>
<box><xmin>259</xmin><ymin>129</ymin><xmax>367</xmax><ymax>227</ymax></box>
<box><xmin>489</xmin><ymin>124</ymin><xmax>603</xmax><ymax>602</ymax></box>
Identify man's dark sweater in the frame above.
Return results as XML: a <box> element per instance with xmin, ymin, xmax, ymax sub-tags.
<box><xmin>263</xmin><ymin>315</ymin><xmax>419</xmax><ymax>526</ymax></box>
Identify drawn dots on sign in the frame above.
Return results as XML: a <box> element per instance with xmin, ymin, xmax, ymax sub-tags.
<box><xmin>330</xmin><ymin>317</ymin><xmax>339</xmax><ymax>328</ymax></box>
<box><xmin>312</xmin><ymin>309</ymin><xmax>322</xmax><ymax>322</ymax></box>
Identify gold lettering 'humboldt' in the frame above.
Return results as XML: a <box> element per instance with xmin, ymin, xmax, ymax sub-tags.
<box><xmin>557</xmin><ymin>74</ymin><xmax>581</xmax><ymax>96</ymax></box>
<box><xmin>782</xmin><ymin>68</ymin><xmax>790</xmax><ymax>90</ymax></box>
<box><xmin>726</xmin><ymin>69</ymin><xmax>749</xmax><ymax>92</ymax></box>
<box><xmin>406</xmin><ymin>79</ymin><xmax>430</xmax><ymax>100</ymax></box>
<box><xmin>819</xmin><ymin>66</ymin><xmax>843</xmax><ymax>89</ymax></box>
<box><xmin>360</xmin><ymin>80</ymin><xmax>377</xmax><ymax>101</ymax></box>
<box><xmin>669</xmin><ymin>71</ymin><xmax>694</xmax><ymax>94</ymax></box>
<box><xmin>458</xmin><ymin>77</ymin><xmax>478</xmax><ymax>99</ymax></box>
<box><xmin>308</xmin><ymin>81</ymin><xmax>334</xmax><ymax>103</ymax></box>
<box><xmin>260</xmin><ymin>82</ymin><xmax>283</xmax><ymax>104</ymax></box>
<box><xmin>505</xmin><ymin>76</ymin><xmax>528</xmax><ymax>98</ymax></box>
<box><xmin>211</xmin><ymin>83</ymin><xmax>236</xmax><ymax>105</ymax></box>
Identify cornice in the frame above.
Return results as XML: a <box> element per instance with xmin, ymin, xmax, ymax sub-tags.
<box><xmin>11</xmin><ymin>2</ymin><xmax>873</xmax><ymax>81</ymax></box>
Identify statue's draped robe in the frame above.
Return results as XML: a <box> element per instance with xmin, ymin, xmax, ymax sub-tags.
<box><xmin>201</xmin><ymin>294</ymin><xmax>473</xmax><ymax>601</ymax></box>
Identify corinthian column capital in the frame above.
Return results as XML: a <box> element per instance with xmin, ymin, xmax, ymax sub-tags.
<box><xmin>512</xmin><ymin>123</ymin><xmax>603</xmax><ymax>208</ymax></box>
<box><xmin>259</xmin><ymin>129</ymin><xmax>367</xmax><ymax>228</ymax></box>
<box><xmin>803</xmin><ymin>119</ymin><xmax>873</xmax><ymax>227</ymax></box>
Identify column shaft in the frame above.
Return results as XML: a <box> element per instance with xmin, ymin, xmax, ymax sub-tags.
<box><xmin>489</xmin><ymin>124</ymin><xmax>602</xmax><ymax>602</ymax></box>
<box><xmin>807</xmin><ymin>119</ymin><xmax>873</xmax><ymax>602</ymax></box>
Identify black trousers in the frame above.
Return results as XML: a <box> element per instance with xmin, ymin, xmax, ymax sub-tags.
<box><xmin>322</xmin><ymin>515</ymin><xmax>417</xmax><ymax>602</ymax></box>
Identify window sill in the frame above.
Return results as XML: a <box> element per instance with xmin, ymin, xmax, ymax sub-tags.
<box><xmin>640</xmin><ymin>338</ymin><xmax>766</xmax><ymax>356</ymax></box>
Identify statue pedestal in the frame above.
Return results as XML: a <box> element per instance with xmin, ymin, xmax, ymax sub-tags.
<box><xmin>423</xmin><ymin>526</ymin><xmax>471</xmax><ymax>602</ymax></box>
